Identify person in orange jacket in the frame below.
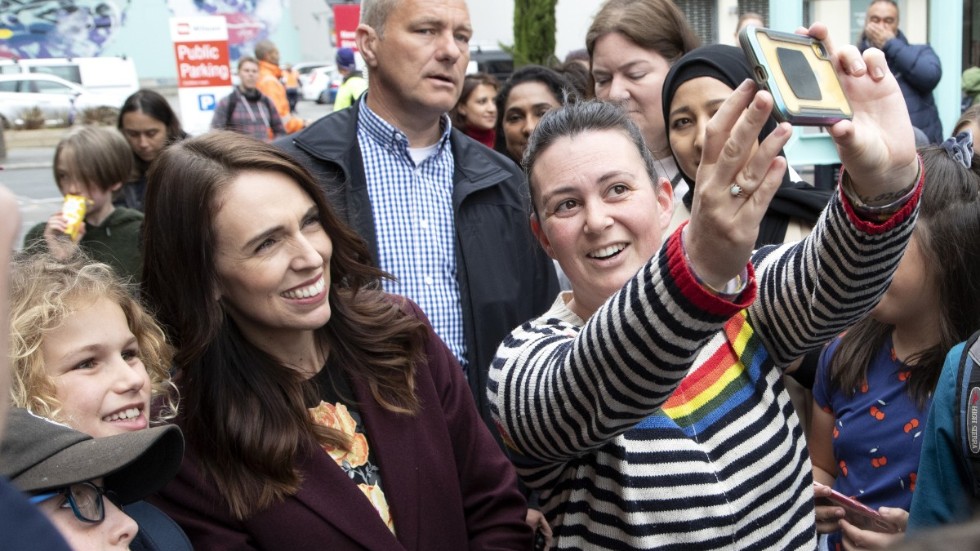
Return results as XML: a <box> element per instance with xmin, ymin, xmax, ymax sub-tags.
<box><xmin>283</xmin><ymin>62</ymin><xmax>300</xmax><ymax>113</ymax></box>
<box><xmin>255</xmin><ymin>40</ymin><xmax>305</xmax><ymax>134</ymax></box>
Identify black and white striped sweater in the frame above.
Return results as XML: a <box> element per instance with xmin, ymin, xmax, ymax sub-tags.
<box><xmin>488</xmin><ymin>185</ymin><xmax>922</xmax><ymax>550</ymax></box>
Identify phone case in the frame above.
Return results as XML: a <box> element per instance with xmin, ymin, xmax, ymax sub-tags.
<box><xmin>738</xmin><ymin>26</ymin><xmax>852</xmax><ymax>125</ymax></box>
<box><xmin>818</xmin><ymin>489</ymin><xmax>895</xmax><ymax>533</ymax></box>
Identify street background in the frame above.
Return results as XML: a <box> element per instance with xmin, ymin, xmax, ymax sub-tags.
<box><xmin>0</xmin><ymin>94</ymin><xmax>334</xmax><ymax>249</ymax></box>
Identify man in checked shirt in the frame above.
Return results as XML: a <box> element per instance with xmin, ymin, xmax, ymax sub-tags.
<box><xmin>275</xmin><ymin>0</ymin><xmax>558</xmax><ymax>438</ymax></box>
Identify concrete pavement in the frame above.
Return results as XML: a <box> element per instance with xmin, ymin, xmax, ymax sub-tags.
<box><xmin>1</xmin><ymin>145</ymin><xmax>58</xmax><ymax>171</ymax></box>
<box><xmin>0</xmin><ymin>129</ymin><xmax>66</xmax><ymax>170</ymax></box>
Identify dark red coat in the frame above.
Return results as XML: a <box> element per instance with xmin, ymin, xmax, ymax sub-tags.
<box><xmin>150</xmin><ymin>300</ymin><xmax>532</xmax><ymax>550</ymax></box>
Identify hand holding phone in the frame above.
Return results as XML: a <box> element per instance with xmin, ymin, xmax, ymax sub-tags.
<box><xmin>813</xmin><ymin>483</ymin><xmax>896</xmax><ymax>533</ymax></box>
<box><xmin>738</xmin><ymin>26</ymin><xmax>853</xmax><ymax>126</ymax></box>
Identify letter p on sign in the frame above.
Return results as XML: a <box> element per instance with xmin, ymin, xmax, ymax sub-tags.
<box><xmin>199</xmin><ymin>94</ymin><xmax>216</xmax><ymax>111</ymax></box>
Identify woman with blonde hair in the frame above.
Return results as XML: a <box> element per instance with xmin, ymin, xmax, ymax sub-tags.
<box><xmin>7</xmin><ymin>251</ymin><xmax>186</xmax><ymax>550</ymax></box>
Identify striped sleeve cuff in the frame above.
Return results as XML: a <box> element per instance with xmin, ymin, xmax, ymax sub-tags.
<box><xmin>665</xmin><ymin>223</ymin><xmax>757</xmax><ymax>318</ymax></box>
<box><xmin>838</xmin><ymin>155</ymin><xmax>925</xmax><ymax>235</ymax></box>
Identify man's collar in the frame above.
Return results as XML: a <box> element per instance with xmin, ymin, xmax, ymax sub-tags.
<box><xmin>358</xmin><ymin>100</ymin><xmax>452</xmax><ymax>153</ymax></box>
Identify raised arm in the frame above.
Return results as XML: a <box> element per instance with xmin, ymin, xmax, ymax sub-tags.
<box><xmin>491</xmin><ymin>84</ymin><xmax>792</xmax><ymax>466</ymax></box>
<box><xmin>744</xmin><ymin>23</ymin><xmax>922</xmax><ymax>364</ymax></box>
<box><xmin>816</xmin><ymin>23</ymin><xmax>919</xmax><ymax>198</ymax></box>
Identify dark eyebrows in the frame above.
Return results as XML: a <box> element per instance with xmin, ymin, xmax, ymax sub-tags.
<box><xmin>507</xmin><ymin>102</ymin><xmax>558</xmax><ymax>117</ymax></box>
<box><xmin>669</xmin><ymin>98</ymin><xmax>727</xmax><ymax>119</ymax></box>
<box><xmin>242</xmin><ymin>205</ymin><xmax>319</xmax><ymax>251</ymax></box>
<box><xmin>615</xmin><ymin>60</ymin><xmax>651</xmax><ymax>74</ymax></box>
<box><xmin>540</xmin><ymin>171</ymin><xmax>634</xmax><ymax>205</ymax></box>
<box><xmin>302</xmin><ymin>205</ymin><xmax>319</xmax><ymax>222</ymax></box>
<box><xmin>596</xmin><ymin>170</ymin><xmax>635</xmax><ymax>184</ymax></box>
<box><xmin>242</xmin><ymin>225</ymin><xmax>283</xmax><ymax>252</ymax></box>
<box><xmin>540</xmin><ymin>185</ymin><xmax>577</xmax><ymax>206</ymax></box>
<box><xmin>668</xmin><ymin>105</ymin><xmax>692</xmax><ymax>119</ymax></box>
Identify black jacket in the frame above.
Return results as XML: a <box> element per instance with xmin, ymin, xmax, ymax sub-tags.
<box><xmin>860</xmin><ymin>30</ymin><xmax>943</xmax><ymax>144</ymax></box>
<box><xmin>274</xmin><ymin>101</ymin><xmax>559</xmax><ymax>432</ymax></box>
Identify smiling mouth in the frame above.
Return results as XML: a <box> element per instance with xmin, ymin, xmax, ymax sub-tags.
<box><xmin>588</xmin><ymin>243</ymin><xmax>628</xmax><ymax>260</ymax></box>
<box><xmin>103</xmin><ymin>407</ymin><xmax>142</xmax><ymax>423</ymax></box>
<box><xmin>281</xmin><ymin>276</ymin><xmax>326</xmax><ymax>299</ymax></box>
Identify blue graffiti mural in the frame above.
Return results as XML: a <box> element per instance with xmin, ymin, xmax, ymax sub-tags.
<box><xmin>0</xmin><ymin>0</ymin><xmax>131</xmax><ymax>58</ymax></box>
<box><xmin>0</xmin><ymin>0</ymin><xmax>285</xmax><ymax>61</ymax></box>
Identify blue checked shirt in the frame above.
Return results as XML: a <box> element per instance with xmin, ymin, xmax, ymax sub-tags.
<box><xmin>358</xmin><ymin>102</ymin><xmax>467</xmax><ymax>368</ymax></box>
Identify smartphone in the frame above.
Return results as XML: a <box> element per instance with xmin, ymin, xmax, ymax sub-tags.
<box><xmin>738</xmin><ymin>26</ymin><xmax>853</xmax><ymax>126</ymax></box>
<box><xmin>534</xmin><ymin>529</ymin><xmax>546</xmax><ymax>551</ymax></box>
<box><xmin>814</xmin><ymin>484</ymin><xmax>895</xmax><ymax>533</ymax></box>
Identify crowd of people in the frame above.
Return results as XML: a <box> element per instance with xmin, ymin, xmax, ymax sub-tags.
<box><xmin>3</xmin><ymin>0</ymin><xmax>980</xmax><ymax>550</ymax></box>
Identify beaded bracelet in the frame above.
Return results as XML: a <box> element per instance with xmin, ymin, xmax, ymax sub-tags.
<box><xmin>680</xmin><ymin>226</ymin><xmax>749</xmax><ymax>300</ymax></box>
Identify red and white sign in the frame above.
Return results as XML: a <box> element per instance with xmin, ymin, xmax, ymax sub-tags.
<box><xmin>170</xmin><ymin>16</ymin><xmax>232</xmax><ymax>136</ymax></box>
<box><xmin>174</xmin><ymin>41</ymin><xmax>231</xmax><ymax>88</ymax></box>
<box><xmin>333</xmin><ymin>4</ymin><xmax>360</xmax><ymax>51</ymax></box>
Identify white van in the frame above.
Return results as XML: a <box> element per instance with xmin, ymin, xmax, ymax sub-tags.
<box><xmin>0</xmin><ymin>57</ymin><xmax>140</xmax><ymax>98</ymax></box>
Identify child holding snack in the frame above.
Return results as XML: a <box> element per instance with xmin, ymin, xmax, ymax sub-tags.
<box><xmin>7</xmin><ymin>251</ymin><xmax>187</xmax><ymax>550</ymax></box>
<box><xmin>809</xmin><ymin>138</ymin><xmax>980</xmax><ymax>549</ymax></box>
<box><xmin>23</xmin><ymin>126</ymin><xmax>144</xmax><ymax>283</ymax></box>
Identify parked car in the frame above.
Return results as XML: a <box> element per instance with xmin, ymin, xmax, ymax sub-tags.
<box><xmin>0</xmin><ymin>56</ymin><xmax>139</xmax><ymax>98</ymax></box>
<box><xmin>0</xmin><ymin>73</ymin><xmax>129</xmax><ymax>129</ymax></box>
<box><xmin>294</xmin><ymin>60</ymin><xmax>331</xmax><ymax>82</ymax></box>
<box><xmin>303</xmin><ymin>65</ymin><xmax>343</xmax><ymax>104</ymax></box>
<box><xmin>467</xmin><ymin>48</ymin><xmax>514</xmax><ymax>82</ymax></box>
<box><xmin>299</xmin><ymin>63</ymin><xmax>336</xmax><ymax>102</ymax></box>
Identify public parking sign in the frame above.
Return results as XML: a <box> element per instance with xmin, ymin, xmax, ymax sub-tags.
<box><xmin>170</xmin><ymin>16</ymin><xmax>232</xmax><ymax>135</ymax></box>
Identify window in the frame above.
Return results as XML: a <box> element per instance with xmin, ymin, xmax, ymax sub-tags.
<box><xmin>676</xmin><ymin>0</ymin><xmax>716</xmax><ymax>44</ymax></box>
<box><xmin>34</xmin><ymin>79</ymin><xmax>76</xmax><ymax>95</ymax></box>
<box><xmin>29</xmin><ymin>65</ymin><xmax>82</xmax><ymax>85</ymax></box>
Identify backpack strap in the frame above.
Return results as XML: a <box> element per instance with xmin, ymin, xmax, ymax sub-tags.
<box><xmin>225</xmin><ymin>89</ymin><xmax>239</xmax><ymax>130</ymax></box>
<box><xmin>955</xmin><ymin>330</ymin><xmax>980</xmax><ymax>496</ymax></box>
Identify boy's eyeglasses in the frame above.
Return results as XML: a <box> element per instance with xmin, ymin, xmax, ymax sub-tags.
<box><xmin>29</xmin><ymin>481</ymin><xmax>121</xmax><ymax>524</ymax></box>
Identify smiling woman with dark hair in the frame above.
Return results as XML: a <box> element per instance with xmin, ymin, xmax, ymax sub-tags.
<box><xmin>140</xmin><ymin>131</ymin><xmax>531</xmax><ymax>551</ymax></box>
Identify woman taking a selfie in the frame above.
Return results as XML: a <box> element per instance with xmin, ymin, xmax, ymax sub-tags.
<box><xmin>141</xmin><ymin>132</ymin><xmax>531</xmax><ymax>550</ymax></box>
<box><xmin>489</xmin><ymin>24</ymin><xmax>923</xmax><ymax>550</ymax></box>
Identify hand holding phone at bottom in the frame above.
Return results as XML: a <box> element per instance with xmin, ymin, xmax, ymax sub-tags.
<box><xmin>813</xmin><ymin>482</ymin><xmax>897</xmax><ymax>533</ymax></box>
<box><xmin>813</xmin><ymin>482</ymin><xmax>845</xmax><ymax>534</ymax></box>
<box><xmin>839</xmin><ymin>507</ymin><xmax>908</xmax><ymax>551</ymax></box>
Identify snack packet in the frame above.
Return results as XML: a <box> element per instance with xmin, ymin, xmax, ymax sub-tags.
<box><xmin>62</xmin><ymin>194</ymin><xmax>88</xmax><ymax>243</ymax></box>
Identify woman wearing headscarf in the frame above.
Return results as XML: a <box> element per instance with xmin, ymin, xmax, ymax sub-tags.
<box><xmin>662</xmin><ymin>44</ymin><xmax>833</xmax><ymax>247</ymax></box>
